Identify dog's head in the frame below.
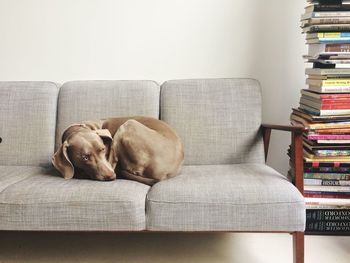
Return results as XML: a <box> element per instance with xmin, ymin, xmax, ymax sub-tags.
<box><xmin>52</xmin><ymin>128</ymin><xmax>118</xmax><ymax>181</ymax></box>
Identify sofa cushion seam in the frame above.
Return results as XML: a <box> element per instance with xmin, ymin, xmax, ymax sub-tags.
<box><xmin>146</xmin><ymin>198</ymin><xmax>305</xmax><ymax>206</ymax></box>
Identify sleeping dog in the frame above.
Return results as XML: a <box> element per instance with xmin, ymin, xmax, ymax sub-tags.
<box><xmin>52</xmin><ymin>117</ymin><xmax>184</xmax><ymax>185</ymax></box>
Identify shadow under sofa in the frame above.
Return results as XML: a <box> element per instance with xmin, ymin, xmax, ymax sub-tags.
<box><xmin>0</xmin><ymin>79</ymin><xmax>305</xmax><ymax>262</ymax></box>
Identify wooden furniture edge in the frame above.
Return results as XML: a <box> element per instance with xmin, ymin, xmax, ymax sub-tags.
<box><xmin>261</xmin><ymin>123</ymin><xmax>304</xmax><ymax>263</ymax></box>
<box><xmin>261</xmin><ymin>123</ymin><xmax>304</xmax><ymax>193</ymax></box>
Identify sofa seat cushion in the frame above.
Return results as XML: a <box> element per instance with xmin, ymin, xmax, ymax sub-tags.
<box><xmin>146</xmin><ymin>164</ymin><xmax>305</xmax><ymax>231</ymax></box>
<box><xmin>0</xmin><ymin>166</ymin><xmax>44</xmax><ymax>193</ymax></box>
<box><xmin>0</xmin><ymin>167</ymin><xmax>150</xmax><ymax>231</ymax></box>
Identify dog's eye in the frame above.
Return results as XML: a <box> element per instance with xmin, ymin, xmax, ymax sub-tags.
<box><xmin>82</xmin><ymin>155</ymin><xmax>89</xmax><ymax>161</ymax></box>
<box><xmin>100</xmin><ymin>147</ymin><xmax>105</xmax><ymax>152</ymax></box>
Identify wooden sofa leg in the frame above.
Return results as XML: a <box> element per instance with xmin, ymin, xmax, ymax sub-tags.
<box><xmin>293</xmin><ymin>232</ymin><xmax>304</xmax><ymax>263</ymax></box>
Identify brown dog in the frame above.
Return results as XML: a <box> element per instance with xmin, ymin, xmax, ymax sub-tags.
<box><xmin>52</xmin><ymin>117</ymin><xmax>184</xmax><ymax>185</ymax></box>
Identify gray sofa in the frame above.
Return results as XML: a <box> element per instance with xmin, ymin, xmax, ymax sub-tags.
<box><xmin>0</xmin><ymin>79</ymin><xmax>305</xmax><ymax>261</ymax></box>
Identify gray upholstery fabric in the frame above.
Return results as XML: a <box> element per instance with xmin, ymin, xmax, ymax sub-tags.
<box><xmin>0</xmin><ymin>167</ymin><xmax>150</xmax><ymax>231</ymax></box>
<box><xmin>0</xmin><ymin>82</ymin><xmax>59</xmax><ymax>166</ymax></box>
<box><xmin>56</xmin><ymin>80</ymin><xmax>160</xmax><ymax>149</ymax></box>
<box><xmin>0</xmin><ymin>166</ymin><xmax>44</xmax><ymax>193</ymax></box>
<box><xmin>146</xmin><ymin>164</ymin><xmax>305</xmax><ymax>231</ymax></box>
<box><xmin>160</xmin><ymin>78</ymin><xmax>264</xmax><ymax>165</ymax></box>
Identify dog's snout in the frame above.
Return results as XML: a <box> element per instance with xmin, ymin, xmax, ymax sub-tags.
<box><xmin>104</xmin><ymin>174</ymin><xmax>116</xmax><ymax>181</ymax></box>
<box><xmin>104</xmin><ymin>170</ymin><xmax>116</xmax><ymax>180</ymax></box>
<box><xmin>97</xmin><ymin>161</ymin><xmax>116</xmax><ymax>181</ymax></box>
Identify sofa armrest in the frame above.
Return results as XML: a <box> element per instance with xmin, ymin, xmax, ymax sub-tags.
<box><xmin>261</xmin><ymin>123</ymin><xmax>305</xmax><ymax>194</ymax></box>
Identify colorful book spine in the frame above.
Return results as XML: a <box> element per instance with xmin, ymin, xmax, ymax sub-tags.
<box><xmin>317</xmin><ymin>139</ymin><xmax>350</xmax><ymax>144</ymax></box>
<box><xmin>315</xmin><ymin>128</ymin><xmax>350</xmax><ymax>134</ymax></box>
<box><xmin>307</xmin><ymin>134</ymin><xmax>350</xmax><ymax>140</ymax></box>
<box><xmin>305</xmin><ymin>18</ymin><xmax>350</xmax><ymax>25</ymax></box>
<box><xmin>305</xmin><ymin>197</ymin><xmax>350</xmax><ymax>207</ymax></box>
<box><xmin>317</xmin><ymin>38</ymin><xmax>350</xmax><ymax>43</ymax></box>
<box><xmin>303</xmin><ymin>12</ymin><xmax>350</xmax><ymax>19</ymax></box>
<box><xmin>309</xmin><ymin>100</ymin><xmax>350</xmax><ymax>105</ymax></box>
<box><xmin>309</xmin><ymin>85</ymin><xmax>350</xmax><ymax>93</ymax></box>
<box><xmin>304</xmin><ymin>173</ymin><xmax>350</xmax><ymax>180</ymax></box>
<box><xmin>304</xmin><ymin>192</ymin><xmax>350</xmax><ymax>199</ymax></box>
<box><xmin>316</xmin><ymin>32</ymin><xmax>350</xmax><ymax>38</ymax></box>
<box><xmin>317</xmin><ymin>43</ymin><xmax>350</xmax><ymax>52</ymax></box>
<box><xmin>313</xmin><ymin>79</ymin><xmax>350</xmax><ymax>86</ymax></box>
<box><xmin>304</xmin><ymin>178</ymin><xmax>350</xmax><ymax>186</ymax></box>
<box><xmin>305</xmin><ymin>185</ymin><xmax>350</xmax><ymax>193</ymax></box>
<box><xmin>301</xmin><ymin>90</ymin><xmax>350</xmax><ymax>99</ymax></box>
<box><xmin>312</xmin><ymin>149</ymin><xmax>350</xmax><ymax>157</ymax></box>
<box><xmin>304</xmin><ymin>161</ymin><xmax>350</xmax><ymax>168</ymax></box>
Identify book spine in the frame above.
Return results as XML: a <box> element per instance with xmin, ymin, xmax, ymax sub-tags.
<box><xmin>312</xmin><ymin>5</ymin><xmax>350</xmax><ymax>12</ymax></box>
<box><xmin>313</xmin><ymin>12</ymin><xmax>350</xmax><ymax>17</ymax></box>
<box><xmin>310</xmin><ymin>86</ymin><xmax>350</xmax><ymax>93</ymax></box>
<box><xmin>300</xmin><ymin>105</ymin><xmax>350</xmax><ymax>115</ymax></box>
<box><xmin>304</xmin><ymin>188</ymin><xmax>350</xmax><ymax>195</ymax></box>
<box><xmin>306</xmin><ymin>221</ymin><xmax>350</xmax><ymax>232</ymax></box>
<box><xmin>320</xmin><ymin>99</ymin><xmax>350</xmax><ymax>104</ymax></box>
<box><xmin>317</xmin><ymin>139</ymin><xmax>350</xmax><ymax>143</ymax></box>
<box><xmin>304</xmin><ymin>192</ymin><xmax>350</xmax><ymax>198</ymax></box>
<box><xmin>304</xmin><ymin>173</ymin><xmax>350</xmax><ymax>179</ymax></box>
<box><xmin>309</xmin><ymin>17</ymin><xmax>350</xmax><ymax>24</ymax></box>
<box><xmin>305</xmin><ymin>197</ymin><xmax>350</xmax><ymax>206</ymax></box>
<box><xmin>309</xmin><ymin>123</ymin><xmax>350</xmax><ymax>129</ymax></box>
<box><xmin>306</xmin><ymin>209</ymin><xmax>350</xmax><ymax>221</ymax></box>
<box><xmin>318</xmin><ymin>38</ymin><xmax>350</xmax><ymax>43</ymax></box>
<box><xmin>313</xmin><ymin>149</ymin><xmax>350</xmax><ymax>157</ymax></box>
<box><xmin>319</xmin><ymin>104</ymin><xmax>350</xmax><ymax>110</ymax></box>
<box><xmin>306</xmin><ymin>204</ymin><xmax>350</xmax><ymax>209</ymax></box>
<box><xmin>307</xmin><ymin>134</ymin><xmax>350</xmax><ymax>140</ymax></box>
<box><xmin>305</xmin><ymin>185</ymin><xmax>350</xmax><ymax>192</ymax></box>
<box><xmin>305</xmin><ymin>25</ymin><xmax>350</xmax><ymax>33</ymax></box>
<box><xmin>306</xmin><ymin>67</ymin><xmax>350</xmax><ymax>75</ymax></box>
<box><xmin>321</xmin><ymin>79</ymin><xmax>350</xmax><ymax>86</ymax></box>
<box><xmin>304</xmin><ymin>178</ymin><xmax>350</xmax><ymax>186</ymax></box>
<box><xmin>315</xmin><ymin>128</ymin><xmax>350</xmax><ymax>133</ymax></box>
<box><xmin>304</xmin><ymin>161</ymin><xmax>350</xmax><ymax>168</ymax></box>
<box><xmin>317</xmin><ymin>32</ymin><xmax>350</xmax><ymax>38</ymax></box>
<box><xmin>324</xmin><ymin>43</ymin><xmax>350</xmax><ymax>52</ymax></box>
<box><xmin>300</xmin><ymin>98</ymin><xmax>350</xmax><ymax>109</ymax></box>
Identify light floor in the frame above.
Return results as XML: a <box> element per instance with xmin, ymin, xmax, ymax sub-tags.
<box><xmin>0</xmin><ymin>232</ymin><xmax>349</xmax><ymax>263</ymax></box>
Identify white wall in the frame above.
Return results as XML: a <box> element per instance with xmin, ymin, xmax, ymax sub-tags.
<box><xmin>2</xmin><ymin>0</ymin><xmax>308</xmax><ymax>173</ymax></box>
<box><xmin>0</xmin><ymin>0</ymin><xmax>306</xmax><ymax>173</ymax></box>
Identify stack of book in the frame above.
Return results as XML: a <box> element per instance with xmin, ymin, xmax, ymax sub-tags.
<box><xmin>291</xmin><ymin>0</ymin><xmax>350</xmax><ymax>235</ymax></box>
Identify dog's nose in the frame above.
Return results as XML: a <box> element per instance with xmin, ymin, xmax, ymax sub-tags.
<box><xmin>104</xmin><ymin>172</ymin><xmax>116</xmax><ymax>181</ymax></box>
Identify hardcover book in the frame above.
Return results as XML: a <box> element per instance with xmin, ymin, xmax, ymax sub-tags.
<box><xmin>304</xmin><ymin>172</ymin><xmax>350</xmax><ymax>180</ymax></box>
<box><xmin>306</xmin><ymin>209</ymin><xmax>350</xmax><ymax>220</ymax></box>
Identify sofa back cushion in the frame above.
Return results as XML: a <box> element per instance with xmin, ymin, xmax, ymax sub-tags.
<box><xmin>160</xmin><ymin>78</ymin><xmax>264</xmax><ymax>165</ymax></box>
<box><xmin>0</xmin><ymin>82</ymin><xmax>59</xmax><ymax>166</ymax></box>
<box><xmin>56</xmin><ymin>80</ymin><xmax>160</xmax><ymax>149</ymax></box>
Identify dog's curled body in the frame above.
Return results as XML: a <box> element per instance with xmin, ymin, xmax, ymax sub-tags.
<box><xmin>103</xmin><ymin>117</ymin><xmax>184</xmax><ymax>185</ymax></box>
<box><xmin>52</xmin><ymin>116</ymin><xmax>184</xmax><ymax>185</ymax></box>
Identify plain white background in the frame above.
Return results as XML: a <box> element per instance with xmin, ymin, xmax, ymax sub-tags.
<box><xmin>0</xmin><ymin>0</ymin><xmax>349</xmax><ymax>262</ymax></box>
<box><xmin>0</xmin><ymin>0</ymin><xmax>307</xmax><ymax>173</ymax></box>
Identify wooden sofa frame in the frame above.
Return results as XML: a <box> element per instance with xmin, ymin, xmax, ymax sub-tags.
<box><xmin>262</xmin><ymin>123</ymin><xmax>305</xmax><ymax>263</ymax></box>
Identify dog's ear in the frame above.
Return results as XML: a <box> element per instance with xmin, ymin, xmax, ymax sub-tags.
<box><xmin>52</xmin><ymin>141</ymin><xmax>74</xmax><ymax>179</ymax></box>
<box><xmin>95</xmin><ymin>129</ymin><xmax>112</xmax><ymax>143</ymax></box>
